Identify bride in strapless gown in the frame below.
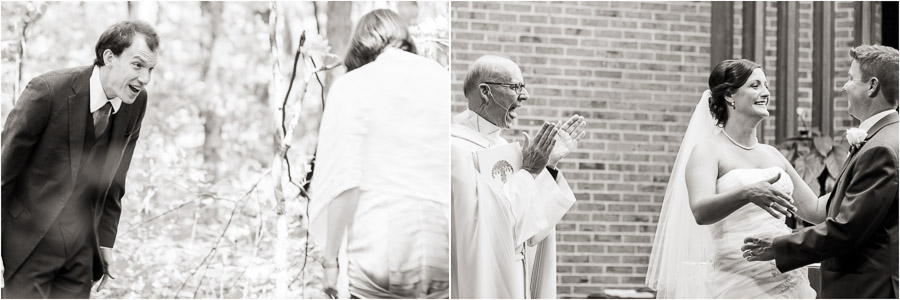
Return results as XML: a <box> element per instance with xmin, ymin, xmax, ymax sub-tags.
<box><xmin>712</xmin><ymin>167</ymin><xmax>815</xmax><ymax>298</ymax></box>
<box><xmin>648</xmin><ymin>60</ymin><xmax>825</xmax><ymax>298</ymax></box>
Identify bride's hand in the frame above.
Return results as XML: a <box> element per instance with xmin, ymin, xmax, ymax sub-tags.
<box><xmin>322</xmin><ymin>258</ymin><xmax>339</xmax><ymax>299</ymax></box>
<box><xmin>743</xmin><ymin>173</ymin><xmax>797</xmax><ymax>218</ymax></box>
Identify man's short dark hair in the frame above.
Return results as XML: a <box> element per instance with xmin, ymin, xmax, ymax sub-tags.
<box><xmin>850</xmin><ymin>45</ymin><xmax>900</xmax><ymax>106</ymax></box>
<box><xmin>94</xmin><ymin>20</ymin><xmax>160</xmax><ymax>67</ymax></box>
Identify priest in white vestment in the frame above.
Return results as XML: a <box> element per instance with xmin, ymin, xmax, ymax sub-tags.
<box><xmin>450</xmin><ymin>55</ymin><xmax>585</xmax><ymax>299</ymax></box>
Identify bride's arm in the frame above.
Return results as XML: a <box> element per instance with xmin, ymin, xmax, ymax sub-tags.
<box><xmin>686</xmin><ymin>142</ymin><xmax>796</xmax><ymax>225</ymax></box>
<box><xmin>769</xmin><ymin>146</ymin><xmax>827</xmax><ymax>224</ymax></box>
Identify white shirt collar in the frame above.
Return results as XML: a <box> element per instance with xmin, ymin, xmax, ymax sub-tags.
<box><xmin>90</xmin><ymin>66</ymin><xmax>122</xmax><ymax>114</ymax></box>
<box><xmin>466</xmin><ymin>109</ymin><xmax>502</xmax><ymax>138</ymax></box>
<box><xmin>858</xmin><ymin>110</ymin><xmax>894</xmax><ymax>133</ymax></box>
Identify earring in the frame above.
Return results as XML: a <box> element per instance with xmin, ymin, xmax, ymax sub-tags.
<box><xmin>727</xmin><ymin>101</ymin><xmax>735</xmax><ymax>108</ymax></box>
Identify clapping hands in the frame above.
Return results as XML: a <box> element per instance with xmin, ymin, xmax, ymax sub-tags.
<box><xmin>549</xmin><ymin>114</ymin><xmax>586</xmax><ymax>168</ymax></box>
<box><xmin>522</xmin><ymin>123</ymin><xmax>558</xmax><ymax>176</ymax></box>
<box><xmin>522</xmin><ymin>114</ymin><xmax>587</xmax><ymax>176</ymax></box>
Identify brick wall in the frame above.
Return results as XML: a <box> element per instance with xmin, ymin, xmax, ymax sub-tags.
<box><xmin>451</xmin><ymin>1</ymin><xmax>866</xmax><ymax>298</ymax></box>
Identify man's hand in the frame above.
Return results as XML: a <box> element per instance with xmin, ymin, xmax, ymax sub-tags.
<box><xmin>522</xmin><ymin>123</ymin><xmax>558</xmax><ymax>177</ymax></box>
<box><xmin>92</xmin><ymin>247</ymin><xmax>115</xmax><ymax>292</ymax></box>
<box><xmin>742</xmin><ymin>233</ymin><xmax>777</xmax><ymax>262</ymax></box>
<box><xmin>548</xmin><ymin>114</ymin><xmax>586</xmax><ymax>168</ymax></box>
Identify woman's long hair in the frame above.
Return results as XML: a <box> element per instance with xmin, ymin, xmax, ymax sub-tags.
<box><xmin>344</xmin><ymin>9</ymin><xmax>417</xmax><ymax>72</ymax></box>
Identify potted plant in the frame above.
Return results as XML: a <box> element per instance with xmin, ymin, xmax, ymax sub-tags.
<box><xmin>778</xmin><ymin>128</ymin><xmax>850</xmax><ymax>197</ymax></box>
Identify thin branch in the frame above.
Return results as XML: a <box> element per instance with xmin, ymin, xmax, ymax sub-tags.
<box><xmin>174</xmin><ymin>170</ymin><xmax>270</xmax><ymax>297</ymax></box>
<box><xmin>120</xmin><ymin>199</ymin><xmax>200</xmax><ymax>237</ymax></box>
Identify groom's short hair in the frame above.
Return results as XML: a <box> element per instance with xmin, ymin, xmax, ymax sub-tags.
<box><xmin>850</xmin><ymin>45</ymin><xmax>899</xmax><ymax>106</ymax></box>
<box><xmin>94</xmin><ymin>20</ymin><xmax>160</xmax><ymax>67</ymax></box>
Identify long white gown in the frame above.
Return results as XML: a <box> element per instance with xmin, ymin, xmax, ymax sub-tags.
<box><xmin>711</xmin><ymin>167</ymin><xmax>816</xmax><ymax>299</ymax></box>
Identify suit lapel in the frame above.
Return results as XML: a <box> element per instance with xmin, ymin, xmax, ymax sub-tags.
<box><xmin>67</xmin><ymin>68</ymin><xmax>92</xmax><ymax>183</ymax></box>
<box><xmin>826</xmin><ymin>112</ymin><xmax>899</xmax><ymax>212</ymax></box>
<box><xmin>863</xmin><ymin>111</ymin><xmax>899</xmax><ymax>143</ymax></box>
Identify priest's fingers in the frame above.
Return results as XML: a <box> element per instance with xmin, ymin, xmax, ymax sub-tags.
<box><xmin>535</xmin><ymin>123</ymin><xmax>553</xmax><ymax>149</ymax></box>
<box><xmin>573</xmin><ymin>118</ymin><xmax>587</xmax><ymax>134</ymax></box>
<box><xmin>567</xmin><ymin>115</ymin><xmax>585</xmax><ymax>135</ymax></box>
<box><xmin>743</xmin><ymin>236</ymin><xmax>760</xmax><ymax>244</ymax></box>
<box><xmin>561</xmin><ymin>115</ymin><xmax>579</xmax><ymax>133</ymax></box>
<box><xmin>541</xmin><ymin>125</ymin><xmax>558</xmax><ymax>151</ymax></box>
<box><xmin>522</xmin><ymin>132</ymin><xmax>532</xmax><ymax>148</ymax></box>
<box><xmin>574</xmin><ymin>131</ymin><xmax>587</xmax><ymax>143</ymax></box>
<box><xmin>528</xmin><ymin>123</ymin><xmax>550</xmax><ymax>149</ymax></box>
<box><xmin>545</xmin><ymin>133</ymin><xmax>558</xmax><ymax>153</ymax></box>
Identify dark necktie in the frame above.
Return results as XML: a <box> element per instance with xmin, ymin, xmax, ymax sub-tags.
<box><xmin>93</xmin><ymin>102</ymin><xmax>112</xmax><ymax>138</ymax></box>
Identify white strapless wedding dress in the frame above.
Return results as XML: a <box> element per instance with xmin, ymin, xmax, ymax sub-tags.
<box><xmin>711</xmin><ymin>167</ymin><xmax>816</xmax><ymax>298</ymax></box>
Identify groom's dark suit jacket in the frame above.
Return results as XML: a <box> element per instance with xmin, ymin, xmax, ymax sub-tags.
<box><xmin>2</xmin><ymin>66</ymin><xmax>146</xmax><ymax>281</ymax></box>
<box><xmin>774</xmin><ymin>111</ymin><xmax>899</xmax><ymax>298</ymax></box>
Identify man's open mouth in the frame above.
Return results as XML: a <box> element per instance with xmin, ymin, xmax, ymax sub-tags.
<box><xmin>508</xmin><ymin>104</ymin><xmax>519</xmax><ymax>119</ymax></box>
<box><xmin>128</xmin><ymin>84</ymin><xmax>142</xmax><ymax>94</ymax></box>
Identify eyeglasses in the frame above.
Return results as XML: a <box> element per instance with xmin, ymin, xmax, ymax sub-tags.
<box><xmin>482</xmin><ymin>82</ymin><xmax>527</xmax><ymax>94</ymax></box>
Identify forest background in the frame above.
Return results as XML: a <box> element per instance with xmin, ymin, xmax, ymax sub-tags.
<box><xmin>0</xmin><ymin>1</ymin><xmax>449</xmax><ymax>298</ymax></box>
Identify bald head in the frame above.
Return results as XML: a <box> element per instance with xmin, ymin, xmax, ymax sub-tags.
<box><xmin>463</xmin><ymin>55</ymin><xmax>521</xmax><ymax>107</ymax></box>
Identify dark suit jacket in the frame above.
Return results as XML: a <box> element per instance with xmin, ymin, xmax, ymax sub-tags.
<box><xmin>1</xmin><ymin>66</ymin><xmax>147</xmax><ymax>281</ymax></box>
<box><xmin>774</xmin><ymin>111</ymin><xmax>899</xmax><ymax>298</ymax></box>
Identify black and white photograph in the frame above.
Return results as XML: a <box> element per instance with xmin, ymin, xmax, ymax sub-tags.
<box><xmin>1</xmin><ymin>1</ymin><xmax>449</xmax><ymax>298</ymax></box>
<box><xmin>450</xmin><ymin>1</ymin><xmax>897</xmax><ymax>299</ymax></box>
<box><xmin>2</xmin><ymin>0</ymin><xmax>899</xmax><ymax>299</ymax></box>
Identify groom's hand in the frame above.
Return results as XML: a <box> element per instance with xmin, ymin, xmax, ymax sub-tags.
<box><xmin>522</xmin><ymin>123</ymin><xmax>558</xmax><ymax>177</ymax></box>
<box><xmin>742</xmin><ymin>234</ymin><xmax>776</xmax><ymax>262</ymax></box>
<box><xmin>92</xmin><ymin>247</ymin><xmax>115</xmax><ymax>292</ymax></box>
<box><xmin>548</xmin><ymin>114</ymin><xmax>586</xmax><ymax>168</ymax></box>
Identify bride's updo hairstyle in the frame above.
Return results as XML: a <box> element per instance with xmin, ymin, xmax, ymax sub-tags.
<box><xmin>344</xmin><ymin>9</ymin><xmax>418</xmax><ymax>72</ymax></box>
<box><xmin>708</xmin><ymin>59</ymin><xmax>762</xmax><ymax>126</ymax></box>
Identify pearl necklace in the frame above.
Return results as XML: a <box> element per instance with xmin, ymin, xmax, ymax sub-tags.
<box><xmin>721</xmin><ymin>129</ymin><xmax>758</xmax><ymax>150</ymax></box>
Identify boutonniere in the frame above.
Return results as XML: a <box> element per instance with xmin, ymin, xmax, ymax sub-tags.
<box><xmin>845</xmin><ymin>128</ymin><xmax>868</xmax><ymax>151</ymax></box>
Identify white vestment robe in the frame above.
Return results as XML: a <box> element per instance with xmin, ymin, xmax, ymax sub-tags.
<box><xmin>450</xmin><ymin>110</ymin><xmax>576</xmax><ymax>299</ymax></box>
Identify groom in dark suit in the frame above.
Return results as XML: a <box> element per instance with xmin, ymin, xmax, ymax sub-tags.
<box><xmin>1</xmin><ymin>20</ymin><xmax>158</xmax><ymax>298</ymax></box>
<box><xmin>744</xmin><ymin>45</ymin><xmax>899</xmax><ymax>298</ymax></box>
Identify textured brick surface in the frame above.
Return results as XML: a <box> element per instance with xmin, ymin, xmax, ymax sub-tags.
<box><xmin>451</xmin><ymin>1</ymin><xmax>865</xmax><ymax>297</ymax></box>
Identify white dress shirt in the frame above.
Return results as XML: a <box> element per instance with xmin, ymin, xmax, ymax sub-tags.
<box><xmin>89</xmin><ymin>66</ymin><xmax>122</xmax><ymax>114</ymax></box>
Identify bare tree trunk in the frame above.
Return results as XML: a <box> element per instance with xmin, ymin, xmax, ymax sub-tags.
<box><xmin>128</xmin><ymin>1</ymin><xmax>158</xmax><ymax>24</ymax></box>
<box><xmin>267</xmin><ymin>2</ymin><xmax>290</xmax><ymax>298</ymax></box>
<box><xmin>323</xmin><ymin>1</ymin><xmax>352</xmax><ymax>93</ymax></box>
<box><xmin>14</xmin><ymin>21</ymin><xmax>27</xmax><ymax>105</ymax></box>
<box><xmin>13</xmin><ymin>3</ymin><xmax>46</xmax><ymax>104</ymax></box>
<box><xmin>200</xmin><ymin>1</ymin><xmax>225</xmax><ymax>181</ymax></box>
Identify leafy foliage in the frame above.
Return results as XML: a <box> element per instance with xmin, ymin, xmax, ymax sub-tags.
<box><xmin>777</xmin><ymin>129</ymin><xmax>850</xmax><ymax>196</ymax></box>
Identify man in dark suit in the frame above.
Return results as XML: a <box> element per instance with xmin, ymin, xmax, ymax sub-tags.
<box><xmin>743</xmin><ymin>44</ymin><xmax>899</xmax><ymax>298</ymax></box>
<box><xmin>1</xmin><ymin>20</ymin><xmax>158</xmax><ymax>298</ymax></box>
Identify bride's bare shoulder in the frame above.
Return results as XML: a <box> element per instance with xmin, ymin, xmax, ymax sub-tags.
<box><xmin>688</xmin><ymin>136</ymin><xmax>724</xmax><ymax>165</ymax></box>
<box><xmin>691</xmin><ymin>136</ymin><xmax>725</xmax><ymax>156</ymax></box>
